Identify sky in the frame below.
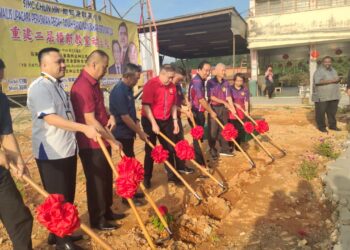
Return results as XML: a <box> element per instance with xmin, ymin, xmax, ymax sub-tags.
<box><xmin>58</xmin><ymin>0</ymin><xmax>250</xmax><ymax>22</ymax></box>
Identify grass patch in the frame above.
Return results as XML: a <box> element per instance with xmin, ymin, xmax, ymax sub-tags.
<box><xmin>298</xmin><ymin>160</ymin><xmax>318</xmax><ymax>181</ymax></box>
<box><xmin>315</xmin><ymin>139</ymin><xmax>340</xmax><ymax>159</ymax></box>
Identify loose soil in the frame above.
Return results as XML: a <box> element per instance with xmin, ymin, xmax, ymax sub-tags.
<box><xmin>0</xmin><ymin>106</ymin><xmax>348</xmax><ymax>249</ymax></box>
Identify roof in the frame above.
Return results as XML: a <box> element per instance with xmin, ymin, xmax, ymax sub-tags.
<box><xmin>138</xmin><ymin>7</ymin><xmax>248</xmax><ymax>59</ymax></box>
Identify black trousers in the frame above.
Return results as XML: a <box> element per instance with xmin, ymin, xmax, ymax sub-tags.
<box><xmin>189</xmin><ymin>109</ymin><xmax>205</xmax><ymax>165</ymax></box>
<box><xmin>0</xmin><ymin>167</ymin><xmax>33</xmax><ymax>250</ymax></box>
<box><xmin>315</xmin><ymin>100</ymin><xmax>339</xmax><ymax>130</ymax></box>
<box><xmin>265</xmin><ymin>81</ymin><xmax>274</xmax><ymax>98</ymax></box>
<box><xmin>208</xmin><ymin>105</ymin><xmax>230</xmax><ymax>153</ymax></box>
<box><xmin>141</xmin><ymin>117</ymin><xmax>178</xmax><ymax>181</ymax></box>
<box><xmin>36</xmin><ymin>155</ymin><xmax>77</xmax><ymax>245</ymax></box>
<box><xmin>117</xmin><ymin>138</ymin><xmax>135</xmax><ymax>157</ymax></box>
<box><xmin>79</xmin><ymin>148</ymin><xmax>113</xmax><ymax>226</ymax></box>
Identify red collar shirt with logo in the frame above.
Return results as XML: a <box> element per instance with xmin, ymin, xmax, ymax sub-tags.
<box><xmin>142</xmin><ymin>76</ymin><xmax>177</xmax><ymax>121</ymax></box>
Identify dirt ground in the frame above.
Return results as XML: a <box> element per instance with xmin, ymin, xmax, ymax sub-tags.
<box><xmin>0</xmin><ymin>106</ymin><xmax>348</xmax><ymax>250</ymax></box>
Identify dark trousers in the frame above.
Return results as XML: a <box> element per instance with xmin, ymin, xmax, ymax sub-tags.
<box><xmin>117</xmin><ymin>138</ymin><xmax>135</xmax><ymax>157</ymax></box>
<box><xmin>265</xmin><ymin>81</ymin><xmax>274</xmax><ymax>98</ymax></box>
<box><xmin>208</xmin><ymin>105</ymin><xmax>230</xmax><ymax>153</ymax></box>
<box><xmin>315</xmin><ymin>100</ymin><xmax>339</xmax><ymax>130</ymax></box>
<box><xmin>0</xmin><ymin>167</ymin><xmax>33</xmax><ymax>250</ymax></box>
<box><xmin>189</xmin><ymin>109</ymin><xmax>205</xmax><ymax>165</ymax></box>
<box><xmin>229</xmin><ymin>119</ymin><xmax>244</xmax><ymax>145</ymax></box>
<box><xmin>141</xmin><ymin>116</ymin><xmax>178</xmax><ymax>181</ymax></box>
<box><xmin>36</xmin><ymin>155</ymin><xmax>77</xmax><ymax>245</ymax></box>
<box><xmin>79</xmin><ymin>148</ymin><xmax>113</xmax><ymax>226</ymax></box>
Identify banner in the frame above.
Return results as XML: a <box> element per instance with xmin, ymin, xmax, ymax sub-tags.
<box><xmin>0</xmin><ymin>0</ymin><xmax>141</xmax><ymax>95</ymax></box>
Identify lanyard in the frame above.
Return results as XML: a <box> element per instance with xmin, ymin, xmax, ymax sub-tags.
<box><xmin>41</xmin><ymin>73</ymin><xmax>70</xmax><ymax>111</ymax></box>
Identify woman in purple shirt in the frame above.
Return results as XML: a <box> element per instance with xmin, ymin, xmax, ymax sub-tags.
<box><xmin>229</xmin><ymin>73</ymin><xmax>250</xmax><ymax>145</ymax></box>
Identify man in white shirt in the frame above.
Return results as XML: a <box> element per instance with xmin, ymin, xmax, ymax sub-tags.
<box><xmin>27</xmin><ymin>47</ymin><xmax>99</xmax><ymax>250</ymax></box>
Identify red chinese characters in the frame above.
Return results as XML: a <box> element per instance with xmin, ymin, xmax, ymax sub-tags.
<box><xmin>10</xmin><ymin>26</ymin><xmax>21</xmax><ymax>41</ymax></box>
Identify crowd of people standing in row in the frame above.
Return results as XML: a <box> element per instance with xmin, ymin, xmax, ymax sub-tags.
<box><xmin>0</xmin><ymin>47</ymin><xmax>252</xmax><ymax>250</ymax></box>
<box><xmin>1</xmin><ymin>48</ymin><xmax>349</xmax><ymax>250</ymax></box>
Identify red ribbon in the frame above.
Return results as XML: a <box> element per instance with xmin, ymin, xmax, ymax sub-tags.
<box><xmin>255</xmin><ymin>120</ymin><xmax>269</xmax><ymax>134</ymax></box>
<box><xmin>175</xmin><ymin>140</ymin><xmax>195</xmax><ymax>160</ymax></box>
<box><xmin>244</xmin><ymin>121</ymin><xmax>255</xmax><ymax>134</ymax></box>
<box><xmin>151</xmin><ymin>145</ymin><xmax>169</xmax><ymax>163</ymax></box>
<box><xmin>221</xmin><ymin>123</ymin><xmax>238</xmax><ymax>141</ymax></box>
<box><xmin>190</xmin><ymin>125</ymin><xmax>204</xmax><ymax>140</ymax></box>
<box><xmin>36</xmin><ymin>194</ymin><xmax>80</xmax><ymax>238</ymax></box>
<box><xmin>116</xmin><ymin>156</ymin><xmax>144</xmax><ymax>198</ymax></box>
<box><xmin>158</xmin><ymin>205</ymin><xmax>168</xmax><ymax>216</ymax></box>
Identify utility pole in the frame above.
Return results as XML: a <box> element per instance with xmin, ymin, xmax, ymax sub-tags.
<box><xmin>145</xmin><ymin>0</ymin><xmax>157</xmax><ymax>76</ymax></box>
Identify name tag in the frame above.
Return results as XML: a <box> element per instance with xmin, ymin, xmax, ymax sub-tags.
<box><xmin>66</xmin><ymin>111</ymin><xmax>74</xmax><ymax>121</ymax></box>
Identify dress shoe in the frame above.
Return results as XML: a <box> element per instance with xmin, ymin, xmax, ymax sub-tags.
<box><xmin>329</xmin><ymin>127</ymin><xmax>341</xmax><ymax>131</ymax></box>
<box><xmin>55</xmin><ymin>241</ymin><xmax>83</xmax><ymax>250</ymax></box>
<box><xmin>220</xmin><ymin>150</ymin><xmax>235</xmax><ymax>157</ymax></box>
<box><xmin>318</xmin><ymin>128</ymin><xmax>328</xmax><ymax>133</ymax></box>
<box><xmin>105</xmin><ymin>212</ymin><xmax>126</xmax><ymax>220</ymax></box>
<box><xmin>48</xmin><ymin>234</ymin><xmax>83</xmax><ymax>245</ymax></box>
<box><xmin>122</xmin><ymin>197</ymin><xmax>145</xmax><ymax>207</ymax></box>
<box><xmin>143</xmin><ymin>179</ymin><xmax>151</xmax><ymax>189</ymax></box>
<box><xmin>91</xmin><ymin>221</ymin><xmax>119</xmax><ymax>231</ymax></box>
<box><xmin>178</xmin><ymin>166</ymin><xmax>194</xmax><ymax>175</ymax></box>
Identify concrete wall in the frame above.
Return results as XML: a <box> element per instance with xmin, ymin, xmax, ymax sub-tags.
<box><xmin>247</xmin><ymin>5</ymin><xmax>350</xmax><ymax>49</ymax></box>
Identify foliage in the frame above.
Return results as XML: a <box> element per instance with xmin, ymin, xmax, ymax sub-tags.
<box><xmin>315</xmin><ymin>138</ymin><xmax>340</xmax><ymax>159</ymax></box>
<box><xmin>151</xmin><ymin>213</ymin><xmax>173</xmax><ymax>232</ymax></box>
<box><xmin>298</xmin><ymin>159</ymin><xmax>318</xmax><ymax>181</ymax></box>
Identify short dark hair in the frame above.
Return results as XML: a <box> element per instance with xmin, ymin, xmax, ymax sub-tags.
<box><xmin>198</xmin><ymin>60</ymin><xmax>210</xmax><ymax>70</ymax></box>
<box><xmin>118</xmin><ymin>22</ymin><xmax>128</xmax><ymax>34</ymax></box>
<box><xmin>123</xmin><ymin>63</ymin><xmax>142</xmax><ymax>77</ymax></box>
<box><xmin>0</xmin><ymin>59</ymin><xmax>5</xmax><ymax>69</ymax></box>
<box><xmin>322</xmin><ymin>56</ymin><xmax>333</xmax><ymax>62</ymax></box>
<box><xmin>38</xmin><ymin>47</ymin><xmax>60</xmax><ymax>64</ymax></box>
<box><xmin>266</xmin><ymin>64</ymin><xmax>273</xmax><ymax>70</ymax></box>
<box><xmin>86</xmin><ymin>49</ymin><xmax>109</xmax><ymax>63</ymax></box>
<box><xmin>175</xmin><ymin>66</ymin><xmax>186</xmax><ymax>76</ymax></box>
<box><xmin>233</xmin><ymin>73</ymin><xmax>246</xmax><ymax>82</ymax></box>
<box><xmin>160</xmin><ymin>64</ymin><xmax>175</xmax><ymax>72</ymax></box>
<box><xmin>111</xmin><ymin>40</ymin><xmax>121</xmax><ymax>51</ymax></box>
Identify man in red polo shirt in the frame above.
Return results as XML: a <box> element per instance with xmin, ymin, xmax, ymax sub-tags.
<box><xmin>141</xmin><ymin>64</ymin><xmax>182</xmax><ymax>188</ymax></box>
<box><xmin>70</xmin><ymin>50</ymin><xmax>124</xmax><ymax>231</ymax></box>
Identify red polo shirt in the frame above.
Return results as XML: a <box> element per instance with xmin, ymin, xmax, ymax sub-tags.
<box><xmin>141</xmin><ymin>77</ymin><xmax>177</xmax><ymax>120</ymax></box>
<box><xmin>70</xmin><ymin>69</ymin><xmax>109</xmax><ymax>149</ymax></box>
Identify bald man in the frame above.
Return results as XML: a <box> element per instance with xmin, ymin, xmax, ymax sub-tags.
<box><xmin>207</xmin><ymin>63</ymin><xmax>235</xmax><ymax>158</ymax></box>
<box><xmin>71</xmin><ymin>50</ymin><xmax>124</xmax><ymax>231</ymax></box>
<box><xmin>28</xmin><ymin>47</ymin><xmax>100</xmax><ymax>250</ymax></box>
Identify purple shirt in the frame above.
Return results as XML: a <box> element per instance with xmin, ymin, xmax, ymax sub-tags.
<box><xmin>207</xmin><ymin>77</ymin><xmax>230</xmax><ymax>106</ymax></box>
<box><xmin>230</xmin><ymin>85</ymin><xmax>250</xmax><ymax>107</ymax></box>
<box><xmin>176</xmin><ymin>83</ymin><xmax>184</xmax><ymax>108</ymax></box>
<box><xmin>229</xmin><ymin>85</ymin><xmax>249</xmax><ymax>120</ymax></box>
<box><xmin>189</xmin><ymin>74</ymin><xmax>205</xmax><ymax>112</ymax></box>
